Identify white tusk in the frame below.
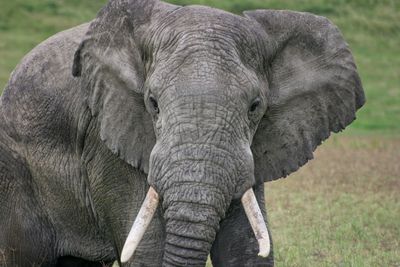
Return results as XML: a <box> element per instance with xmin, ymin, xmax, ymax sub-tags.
<box><xmin>120</xmin><ymin>187</ymin><xmax>159</xmax><ymax>263</ymax></box>
<box><xmin>241</xmin><ymin>188</ymin><xmax>271</xmax><ymax>258</ymax></box>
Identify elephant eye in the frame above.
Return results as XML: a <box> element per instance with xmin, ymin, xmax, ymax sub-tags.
<box><xmin>149</xmin><ymin>96</ymin><xmax>159</xmax><ymax>114</ymax></box>
<box><xmin>249</xmin><ymin>97</ymin><xmax>261</xmax><ymax>113</ymax></box>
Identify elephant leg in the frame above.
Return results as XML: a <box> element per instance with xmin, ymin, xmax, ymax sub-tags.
<box><xmin>0</xmin><ymin>151</ymin><xmax>58</xmax><ymax>266</ymax></box>
<box><xmin>56</xmin><ymin>256</ymin><xmax>114</xmax><ymax>267</ymax></box>
<box><xmin>1</xmin><ymin>227</ymin><xmax>55</xmax><ymax>267</ymax></box>
<box><xmin>210</xmin><ymin>183</ymin><xmax>274</xmax><ymax>267</ymax></box>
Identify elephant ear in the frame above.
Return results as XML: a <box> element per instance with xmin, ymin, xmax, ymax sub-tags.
<box><xmin>73</xmin><ymin>0</ymin><xmax>179</xmax><ymax>173</ymax></box>
<box><xmin>244</xmin><ymin>10</ymin><xmax>365</xmax><ymax>182</ymax></box>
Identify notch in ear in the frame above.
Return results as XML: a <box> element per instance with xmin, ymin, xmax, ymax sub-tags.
<box><xmin>72</xmin><ymin>42</ymin><xmax>84</xmax><ymax>77</ymax></box>
<box><xmin>72</xmin><ymin>0</ymin><xmax>180</xmax><ymax>173</ymax></box>
<box><xmin>244</xmin><ymin>10</ymin><xmax>365</xmax><ymax>182</ymax></box>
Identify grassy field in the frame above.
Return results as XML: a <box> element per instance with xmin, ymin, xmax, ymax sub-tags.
<box><xmin>265</xmin><ymin>135</ymin><xmax>400</xmax><ymax>266</ymax></box>
<box><xmin>0</xmin><ymin>0</ymin><xmax>399</xmax><ymax>266</ymax></box>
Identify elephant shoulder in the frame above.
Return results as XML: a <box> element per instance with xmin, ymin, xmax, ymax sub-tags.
<box><xmin>2</xmin><ymin>23</ymin><xmax>90</xmax><ymax>101</ymax></box>
<box><xmin>0</xmin><ymin>23</ymin><xmax>92</xmax><ymax>154</ymax></box>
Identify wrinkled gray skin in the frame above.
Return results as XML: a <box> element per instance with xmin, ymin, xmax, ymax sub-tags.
<box><xmin>0</xmin><ymin>0</ymin><xmax>365</xmax><ymax>266</ymax></box>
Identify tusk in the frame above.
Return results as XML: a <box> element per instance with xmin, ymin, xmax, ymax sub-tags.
<box><xmin>120</xmin><ymin>187</ymin><xmax>159</xmax><ymax>263</ymax></box>
<box><xmin>241</xmin><ymin>188</ymin><xmax>271</xmax><ymax>258</ymax></box>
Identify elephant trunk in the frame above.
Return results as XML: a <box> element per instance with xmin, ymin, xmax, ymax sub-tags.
<box><xmin>163</xmin><ymin>217</ymin><xmax>216</xmax><ymax>266</ymax></box>
<box><xmin>120</xmin><ymin>139</ymin><xmax>272</xmax><ymax>264</ymax></box>
<box><xmin>162</xmin><ymin>184</ymin><xmax>224</xmax><ymax>266</ymax></box>
<box><xmin>120</xmin><ymin>186</ymin><xmax>271</xmax><ymax>264</ymax></box>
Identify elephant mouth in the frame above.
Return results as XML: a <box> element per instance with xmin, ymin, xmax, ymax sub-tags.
<box><xmin>120</xmin><ymin>186</ymin><xmax>270</xmax><ymax>263</ymax></box>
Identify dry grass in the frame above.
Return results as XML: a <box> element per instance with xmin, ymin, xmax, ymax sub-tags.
<box><xmin>265</xmin><ymin>134</ymin><xmax>400</xmax><ymax>266</ymax></box>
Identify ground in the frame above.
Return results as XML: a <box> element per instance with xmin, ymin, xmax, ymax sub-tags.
<box><xmin>265</xmin><ymin>135</ymin><xmax>400</xmax><ymax>266</ymax></box>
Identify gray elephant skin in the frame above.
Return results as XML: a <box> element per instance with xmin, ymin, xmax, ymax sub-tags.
<box><xmin>0</xmin><ymin>0</ymin><xmax>365</xmax><ymax>266</ymax></box>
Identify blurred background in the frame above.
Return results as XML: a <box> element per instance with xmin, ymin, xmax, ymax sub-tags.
<box><xmin>0</xmin><ymin>0</ymin><xmax>399</xmax><ymax>266</ymax></box>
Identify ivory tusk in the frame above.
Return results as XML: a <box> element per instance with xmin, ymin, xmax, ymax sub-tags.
<box><xmin>241</xmin><ymin>188</ymin><xmax>271</xmax><ymax>258</ymax></box>
<box><xmin>120</xmin><ymin>187</ymin><xmax>159</xmax><ymax>263</ymax></box>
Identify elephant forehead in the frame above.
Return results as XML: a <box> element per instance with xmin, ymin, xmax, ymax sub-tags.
<box><xmin>147</xmin><ymin>57</ymin><xmax>263</xmax><ymax>108</ymax></box>
<box><xmin>144</xmin><ymin>5</ymin><xmax>268</xmax><ymax>73</ymax></box>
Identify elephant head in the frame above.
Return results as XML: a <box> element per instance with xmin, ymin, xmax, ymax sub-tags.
<box><xmin>72</xmin><ymin>0</ymin><xmax>365</xmax><ymax>265</ymax></box>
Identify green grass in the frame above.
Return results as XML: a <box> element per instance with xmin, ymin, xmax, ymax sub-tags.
<box><xmin>0</xmin><ymin>0</ymin><xmax>106</xmax><ymax>86</ymax></box>
<box><xmin>265</xmin><ymin>135</ymin><xmax>400</xmax><ymax>267</ymax></box>
<box><xmin>0</xmin><ymin>1</ymin><xmax>399</xmax><ymax>266</ymax></box>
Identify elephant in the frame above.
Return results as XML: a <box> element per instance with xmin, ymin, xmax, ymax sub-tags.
<box><xmin>0</xmin><ymin>0</ymin><xmax>365</xmax><ymax>266</ymax></box>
